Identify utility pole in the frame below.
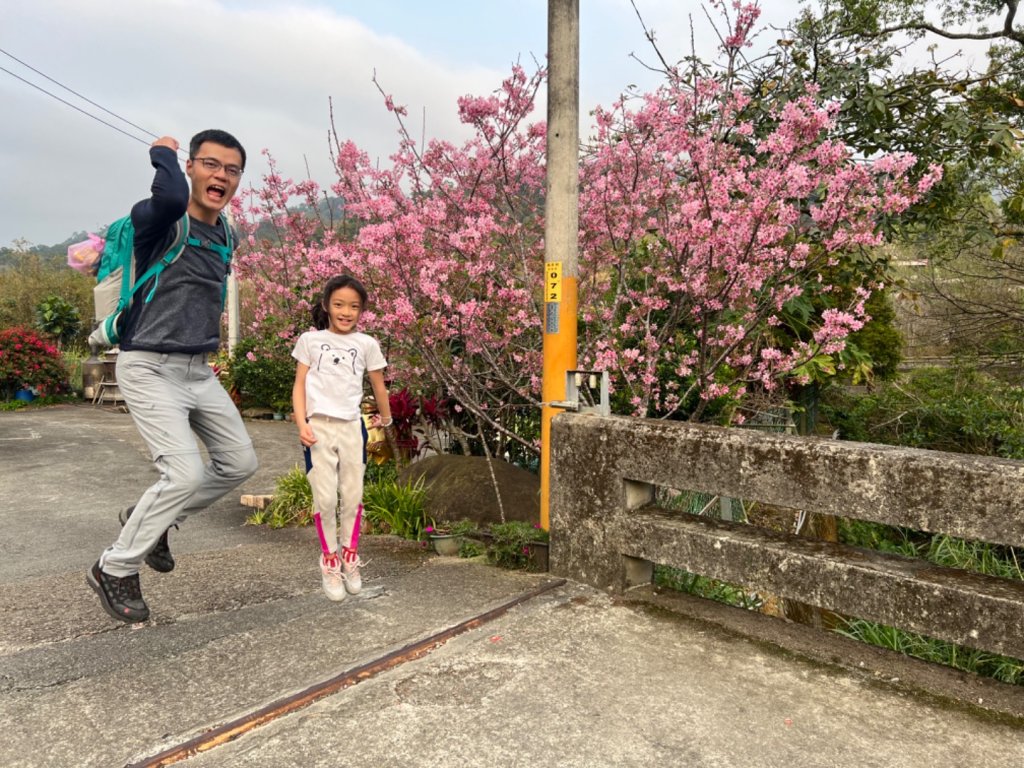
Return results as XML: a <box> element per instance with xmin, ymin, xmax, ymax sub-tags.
<box><xmin>226</xmin><ymin>211</ymin><xmax>239</xmax><ymax>354</ymax></box>
<box><xmin>539</xmin><ymin>0</ymin><xmax>579</xmax><ymax>531</ymax></box>
<box><xmin>226</xmin><ymin>273</ymin><xmax>240</xmax><ymax>354</ymax></box>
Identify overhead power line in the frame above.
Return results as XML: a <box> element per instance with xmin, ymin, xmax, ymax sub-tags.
<box><xmin>0</xmin><ymin>46</ymin><xmax>160</xmax><ymax>141</ymax></box>
<box><xmin>0</xmin><ymin>47</ymin><xmax>188</xmax><ymax>158</ymax></box>
<box><xmin>0</xmin><ymin>63</ymin><xmax>152</xmax><ymax>147</ymax></box>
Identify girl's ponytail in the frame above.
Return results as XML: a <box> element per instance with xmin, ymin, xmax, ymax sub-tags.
<box><xmin>312</xmin><ymin>303</ymin><xmax>330</xmax><ymax>330</ymax></box>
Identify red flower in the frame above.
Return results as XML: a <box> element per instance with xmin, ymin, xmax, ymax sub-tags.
<box><xmin>0</xmin><ymin>326</ymin><xmax>70</xmax><ymax>399</ymax></box>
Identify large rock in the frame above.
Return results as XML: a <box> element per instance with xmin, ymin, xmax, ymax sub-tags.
<box><xmin>398</xmin><ymin>455</ymin><xmax>539</xmax><ymax>527</ymax></box>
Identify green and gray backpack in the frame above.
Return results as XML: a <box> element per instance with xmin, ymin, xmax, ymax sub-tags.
<box><xmin>88</xmin><ymin>213</ymin><xmax>232</xmax><ymax>347</ymax></box>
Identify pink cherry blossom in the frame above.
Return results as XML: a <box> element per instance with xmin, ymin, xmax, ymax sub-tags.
<box><xmin>231</xmin><ymin>34</ymin><xmax>938</xmax><ymax>444</ymax></box>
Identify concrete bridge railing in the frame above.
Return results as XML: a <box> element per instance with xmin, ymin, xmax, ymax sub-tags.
<box><xmin>549</xmin><ymin>413</ymin><xmax>1024</xmax><ymax>660</ymax></box>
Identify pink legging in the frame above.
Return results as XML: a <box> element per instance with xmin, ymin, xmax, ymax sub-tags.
<box><xmin>306</xmin><ymin>415</ymin><xmax>366</xmax><ymax>556</ymax></box>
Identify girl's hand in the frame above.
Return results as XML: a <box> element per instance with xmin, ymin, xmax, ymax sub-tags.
<box><xmin>298</xmin><ymin>422</ymin><xmax>317</xmax><ymax>447</ymax></box>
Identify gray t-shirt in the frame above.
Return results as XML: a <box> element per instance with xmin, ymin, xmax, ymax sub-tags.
<box><xmin>119</xmin><ymin>146</ymin><xmax>233</xmax><ymax>354</ymax></box>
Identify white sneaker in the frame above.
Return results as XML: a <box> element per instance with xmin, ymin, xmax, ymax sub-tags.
<box><xmin>342</xmin><ymin>555</ymin><xmax>365</xmax><ymax>595</ymax></box>
<box><xmin>320</xmin><ymin>554</ymin><xmax>347</xmax><ymax>601</ymax></box>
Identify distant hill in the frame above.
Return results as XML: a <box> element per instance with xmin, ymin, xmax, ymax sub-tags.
<box><xmin>0</xmin><ymin>237</ymin><xmax>79</xmax><ymax>270</ymax></box>
<box><xmin>250</xmin><ymin>196</ymin><xmax>348</xmax><ymax>242</ymax></box>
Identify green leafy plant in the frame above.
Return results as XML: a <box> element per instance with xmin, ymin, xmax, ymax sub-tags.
<box><xmin>486</xmin><ymin>521</ymin><xmax>549</xmax><ymax>570</ymax></box>
<box><xmin>822</xmin><ymin>364</ymin><xmax>1024</xmax><ymax>683</ymax></box>
<box><xmin>926</xmin><ymin>535</ymin><xmax>1024</xmax><ymax>581</ymax></box>
<box><xmin>60</xmin><ymin>343</ymin><xmax>88</xmax><ymax>397</ymax></box>
<box><xmin>450</xmin><ymin>519</ymin><xmax>481</xmax><ymax>537</ymax></box>
<box><xmin>34</xmin><ymin>294</ymin><xmax>81</xmax><ymax>349</ymax></box>
<box><xmin>364</xmin><ymin>460</ymin><xmax>397</xmax><ymax>487</ymax></box>
<box><xmin>458</xmin><ymin>538</ymin><xmax>487</xmax><ymax>558</ymax></box>
<box><xmin>363</xmin><ymin>476</ymin><xmax>431</xmax><ymax>540</ymax></box>
<box><xmin>425</xmin><ymin>519</ymin><xmax>480</xmax><ymax>537</ymax></box>
<box><xmin>0</xmin><ymin>250</ymin><xmax>93</xmax><ymax>347</ymax></box>
<box><xmin>229</xmin><ymin>335</ymin><xmax>295</xmax><ymax>413</ymax></box>
<box><xmin>247</xmin><ymin>465</ymin><xmax>313</xmax><ymax>528</ymax></box>
<box><xmin>654</xmin><ymin>566</ymin><xmax>765</xmax><ymax>611</ymax></box>
<box><xmin>0</xmin><ymin>326</ymin><xmax>70</xmax><ymax>400</ymax></box>
<box><xmin>836</xmin><ymin>618</ymin><xmax>1024</xmax><ymax>686</ymax></box>
<box><xmin>838</xmin><ymin>520</ymin><xmax>923</xmax><ymax>557</ymax></box>
<box><xmin>821</xmin><ymin>365</ymin><xmax>1024</xmax><ymax>459</ymax></box>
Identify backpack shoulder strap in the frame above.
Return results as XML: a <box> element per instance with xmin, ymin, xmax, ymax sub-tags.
<box><xmin>220</xmin><ymin>213</ymin><xmax>233</xmax><ymax>261</ymax></box>
<box><xmin>184</xmin><ymin>213</ymin><xmax>233</xmax><ymax>265</ymax></box>
<box><xmin>134</xmin><ymin>214</ymin><xmax>190</xmax><ymax>304</ymax></box>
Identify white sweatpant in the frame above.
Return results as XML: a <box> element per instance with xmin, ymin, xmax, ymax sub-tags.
<box><xmin>306</xmin><ymin>415</ymin><xmax>366</xmax><ymax>556</ymax></box>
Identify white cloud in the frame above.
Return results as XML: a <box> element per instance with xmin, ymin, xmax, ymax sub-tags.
<box><xmin>0</xmin><ymin>0</ymin><xmax>504</xmax><ymax>245</ymax></box>
<box><xmin>0</xmin><ymin>0</ymin><xmax>991</xmax><ymax>246</ymax></box>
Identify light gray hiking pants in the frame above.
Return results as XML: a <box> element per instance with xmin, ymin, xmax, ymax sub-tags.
<box><xmin>100</xmin><ymin>351</ymin><xmax>258</xmax><ymax>577</ymax></box>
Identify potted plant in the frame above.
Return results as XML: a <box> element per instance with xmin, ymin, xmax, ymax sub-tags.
<box><xmin>425</xmin><ymin>525</ymin><xmax>461</xmax><ymax>556</ymax></box>
<box><xmin>527</xmin><ymin>529</ymin><xmax>550</xmax><ymax>572</ymax></box>
<box><xmin>486</xmin><ymin>521</ymin><xmax>550</xmax><ymax>571</ymax></box>
<box><xmin>425</xmin><ymin>519</ymin><xmax>480</xmax><ymax>556</ymax></box>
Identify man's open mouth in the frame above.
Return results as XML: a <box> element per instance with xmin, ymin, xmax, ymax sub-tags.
<box><xmin>208</xmin><ymin>184</ymin><xmax>226</xmax><ymax>201</ymax></box>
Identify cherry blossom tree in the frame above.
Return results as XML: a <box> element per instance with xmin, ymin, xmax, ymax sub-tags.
<box><xmin>577</xmin><ymin>79</ymin><xmax>940</xmax><ymax>421</ymax></box>
<box><xmin>231</xmin><ymin>2</ymin><xmax>940</xmax><ymax>454</ymax></box>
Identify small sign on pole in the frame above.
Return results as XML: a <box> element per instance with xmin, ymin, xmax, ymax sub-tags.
<box><xmin>545</xmin><ymin>261</ymin><xmax>562</xmax><ymax>302</ymax></box>
<box><xmin>545</xmin><ymin>261</ymin><xmax>562</xmax><ymax>333</ymax></box>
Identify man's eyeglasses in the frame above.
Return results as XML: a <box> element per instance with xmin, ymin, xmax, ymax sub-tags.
<box><xmin>192</xmin><ymin>157</ymin><xmax>244</xmax><ymax>179</ymax></box>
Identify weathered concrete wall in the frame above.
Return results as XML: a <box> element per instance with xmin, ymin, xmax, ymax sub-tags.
<box><xmin>549</xmin><ymin>413</ymin><xmax>1024</xmax><ymax>658</ymax></box>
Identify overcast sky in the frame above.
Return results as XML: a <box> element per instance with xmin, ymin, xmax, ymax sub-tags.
<box><xmin>0</xmin><ymin>1</ymin><xmax>987</xmax><ymax>247</ymax></box>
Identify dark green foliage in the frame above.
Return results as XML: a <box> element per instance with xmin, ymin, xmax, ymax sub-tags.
<box><xmin>446</xmin><ymin>399</ymin><xmax>541</xmax><ymax>469</ymax></box>
<box><xmin>458</xmin><ymin>537</ymin><xmax>486</xmax><ymax>558</ymax></box>
<box><xmin>364</xmin><ymin>460</ymin><xmax>397</xmax><ymax>487</ymax></box>
<box><xmin>846</xmin><ymin>290</ymin><xmax>902</xmax><ymax>381</ymax></box>
<box><xmin>654</xmin><ymin>566</ymin><xmax>764</xmax><ymax>611</ymax></box>
<box><xmin>363</xmin><ymin>477</ymin><xmax>432</xmax><ymax>539</ymax></box>
<box><xmin>838</xmin><ymin>519</ymin><xmax>922</xmax><ymax>557</ymax></box>
<box><xmin>837</xmin><ymin>619</ymin><xmax>1024</xmax><ymax>685</ymax></box>
<box><xmin>486</xmin><ymin>521</ymin><xmax>548</xmax><ymax>570</ymax></box>
<box><xmin>448</xmin><ymin>519</ymin><xmax>481</xmax><ymax>537</ymax></box>
<box><xmin>0</xmin><ymin>252</ymin><xmax>93</xmax><ymax>347</ymax></box>
<box><xmin>820</xmin><ymin>365</ymin><xmax>1024</xmax><ymax>459</ymax></box>
<box><xmin>841</xmin><ymin>518</ymin><xmax>1024</xmax><ymax>581</ymax></box>
<box><xmin>229</xmin><ymin>335</ymin><xmax>295</xmax><ymax>413</ymax></box>
<box><xmin>0</xmin><ymin>240</ymin><xmax>73</xmax><ymax>270</ymax></box>
<box><xmin>35</xmin><ymin>294</ymin><xmax>82</xmax><ymax>348</ymax></box>
<box><xmin>246</xmin><ymin>465</ymin><xmax>313</xmax><ymax>528</ymax></box>
<box><xmin>827</xmin><ymin>363</ymin><xmax>1024</xmax><ymax>684</ymax></box>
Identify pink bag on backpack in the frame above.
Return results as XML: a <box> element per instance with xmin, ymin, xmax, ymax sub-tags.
<box><xmin>67</xmin><ymin>233</ymin><xmax>104</xmax><ymax>275</ymax></box>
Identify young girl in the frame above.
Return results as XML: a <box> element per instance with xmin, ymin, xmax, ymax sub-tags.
<box><xmin>292</xmin><ymin>274</ymin><xmax>393</xmax><ymax>601</ymax></box>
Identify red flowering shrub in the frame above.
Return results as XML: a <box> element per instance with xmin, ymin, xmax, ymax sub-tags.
<box><xmin>0</xmin><ymin>326</ymin><xmax>70</xmax><ymax>399</ymax></box>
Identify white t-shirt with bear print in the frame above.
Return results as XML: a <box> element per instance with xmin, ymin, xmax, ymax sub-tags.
<box><xmin>291</xmin><ymin>329</ymin><xmax>387</xmax><ymax>421</ymax></box>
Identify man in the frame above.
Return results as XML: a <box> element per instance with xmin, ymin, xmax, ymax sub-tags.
<box><xmin>87</xmin><ymin>130</ymin><xmax>258</xmax><ymax>623</ymax></box>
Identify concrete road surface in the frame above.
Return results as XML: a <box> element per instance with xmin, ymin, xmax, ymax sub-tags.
<box><xmin>1</xmin><ymin>404</ymin><xmax>1023</xmax><ymax>767</ymax></box>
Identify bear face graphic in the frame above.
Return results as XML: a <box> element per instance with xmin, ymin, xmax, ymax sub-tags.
<box><xmin>315</xmin><ymin>343</ymin><xmax>358</xmax><ymax>375</ymax></box>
